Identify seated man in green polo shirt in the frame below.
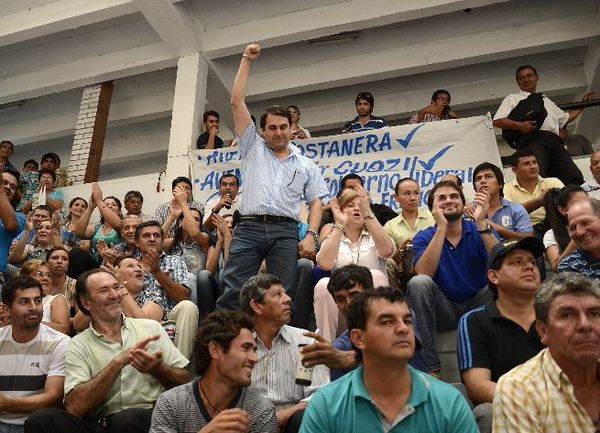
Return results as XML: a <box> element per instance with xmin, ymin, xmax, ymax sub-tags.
<box><xmin>300</xmin><ymin>287</ymin><xmax>477</xmax><ymax>433</ymax></box>
<box><xmin>25</xmin><ymin>269</ymin><xmax>191</xmax><ymax>433</ymax></box>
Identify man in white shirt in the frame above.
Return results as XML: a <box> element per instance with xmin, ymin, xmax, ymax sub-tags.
<box><xmin>240</xmin><ymin>273</ymin><xmax>329</xmax><ymax>433</ymax></box>
<box><xmin>581</xmin><ymin>150</ymin><xmax>600</xmax><ymax>200</ymax></box>
<box><xmin>493</xmin><ymin>64</ymin><xmax>594</xmax><ymax>186</ymax></box>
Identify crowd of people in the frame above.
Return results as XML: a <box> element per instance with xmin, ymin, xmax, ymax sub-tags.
<box><xmin>0</xmin><ymin>42</ymin><xmax>599</xmax><ymax>433</ymax></box>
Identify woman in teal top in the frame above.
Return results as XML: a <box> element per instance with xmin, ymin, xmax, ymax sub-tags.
<box><xmin>74</xmin><ymin>183</ymin><xmax>123</xmax><ymax>264</ymax></box>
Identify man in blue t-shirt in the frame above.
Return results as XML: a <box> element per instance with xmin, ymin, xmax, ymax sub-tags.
<box><xmin>0</xmin><ymin>167</ymin><xmax>26</xmax><ymax>288</ymax></box>
<box><xmin>407</xmin><ymin>180</ymin><xmax>499</xmax><ymax>374</ymax></box>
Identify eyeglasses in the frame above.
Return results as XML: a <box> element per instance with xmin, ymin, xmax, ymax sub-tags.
<box><xmin>2</xmin><ymin>180</ymin><xmax>17</xmax><ymax>192</ymax></box>
<box><xmin>33</xmin><ymin>271</ymin><xmax>51</xmax><ymax>278</ymax></box>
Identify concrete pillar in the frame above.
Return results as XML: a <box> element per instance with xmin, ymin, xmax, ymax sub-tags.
<box><xmin>67</xmin><ymin>82</ymin><xmax>113</xmax><ymax>185</ymax></box>
<box><xmin>163</xmin><ymin>54</ymin><xmax>208</xmax><ymax>200</ymax></box>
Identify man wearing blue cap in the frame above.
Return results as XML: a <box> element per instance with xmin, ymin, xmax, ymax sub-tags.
<box><xmin>457</xmin><ymin>237</ymin><xmax>545</xmax><ymax>433</ymax></box>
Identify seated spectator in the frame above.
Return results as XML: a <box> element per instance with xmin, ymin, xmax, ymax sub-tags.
<box><xmin>559</xmin><ymin>125</ymin><xmax>594</xmax><ymax>156</ymax></box>
<box><xmin>0</xmin><ymin>275</ymin><xmax>70</xmax><ymax>432</ymax></box>
<box><xmin>11</xmin><ymin>205</ymin><xmax>52</xmax><ymax>248</ymax></box>
<box><xmin>314</xmin><ymin>187</ymin><xmax>394</xmax><ymax>341</ymax></box>
<box><xmin>472</xmin><ymin>162</ymin><xmax>533</xmax><ymax>241</ymax></box>
<box><xmin>20</xmin><ymin>260</ymin><xmax>69</xmax><ymax>335</ymax></box>
<box><xmin>0</xmin><ymin>140</ymin><xmax>16</xmax><ymax>171</ymax></box>
<box><xmin>240</xmin><ymin>274</ymin><xmax>329</xmax><ymax>432</ymax></box>
<box><xmin>301</xmin><ymin>265</ymin><xmax>427</xmax><ymax>380</ymax></box>
<box><xmin>408</xmin><ymin>89</ymin><xmax>459</xmax><ymax>124</ymax></box>
<box><xmin>123</xmin><ymin>190</ymin><xmax>153</xmax><ymax>222</ymax></box>
<box><xmin>202</xmin><ymin>173</ymin><xmax>241</xmax><ymax>230</ymax></box>
<box><xmin>46</xmin><ymin>246</ymin><xmax>77</xmax><ymax>310</ymax></box>
<box><xmin>113</xmin><ymin>214</ymin><xmax>141</xmax><ymax>257</ymax></box>
<box><xmin>63</xmin><ymin>197</ymin><xmax>91</xmax><ymax>251</ymax></box>
<box><xmin>10</xmin><ymin>219</ymin><xmax>59</xmax><ymax>265</ymax></box>
<box><xmin>25</xmin><ymin>269</ymin><xmax>190</xmax><ymax>433</ymax></box>
<box><xmin>542</xmin><ymin>186</ymin><xmax>588</xmax><ymax>271</ymax></box>
<box><xmin>21</xmin><ymin>168</ymin><xmax>63</xmax><ymax>214</ymax></box>
<box><xmin>1</xmin><ymin>167</ymin><xmax>26</xmax><ymax>286</ymax></box>
<box><xmin>300</xmin><ymin>288</ymin><xmax>478</xmax><ymax>433</ymax></box>
<box><xmin>287</xmin><ymin>105</ymin><xmax>311</xmax><ymax>139</ymax></box>
<box><xmin>503</xmin><ymin>149</ymin><xmax>564</xmax><ymax>237</ymax></box>
<box><xmin>384</xmin><ymin>177</ymin><xmax>435</xmax><ymax>290</ymax></box>
<box><xmin>73</xmin><ymin>183</ymin><xmax>123</xmax><ymax>265</ymax></box>
<box><xmin>342</xmin><ymin>92</ymin><xmax>387</xmax><ymax>133</ymax></box>
<box><xmin>407</xmin><ymin>180</ymin><xmax>498</xmax><ymax>374</ymax></box>
<box><xmin>581</xmin><ymin>149</ymin><xmax>600</xmax><ymax>200</ymax></box>
<box><xmin>114</xmin><ymin>256</ymin><xmax>164</xmax><ymax>322</ymax></box>
<box><xmin>322</xmin><ymin>174</ymin><xmax>397</xmax><ymax>228</ymax></box>
<box><xmin>150</xmin><ymin>311</ymin><xmax>278</xmax><ymax>433</ymax></box>
<box><xmin>17</xmin><ymin>152</ymin><xmax>60</xmax><ymax>212</ymax></box>
<box><xmin>22</xmin><ymin>159</ymin><xmax>38</xmax><ymax>173</ymax></box>
<box><xmin>154</xmin><ymin>176</ymin><xmax>204</xmax><ymax>238</ymax></box>
<box><xmin>205</xmin><ymin>212</ymin><xmax>233</xmax><ymax>278</ymax></box>
<box><xmin>136</xmin><ymin>221</ymin><xmax>199</xmax><ymax>358</ymax></box>
<box><xmin>196</xmin><ymin>110</ymin><xmax>224</xmax><ymax>149</ymax></box>
<box><xmin>163</xmin><ymin>189</ymin><xmax>217</xmax><ymax>315</ymax></box>
<box><xmin>493</xmin><ymin>272</ymin><xmax>600</xmax><ymax>432</ymax></box>
<box><xmin>458</xmin><ymin>237</ymin><xmax>545</xmax><ymax>433</ymax></box>
<box><xmin>558</xmin><ymin>198</ymin><xmax>600</xmax><ymax>277</ymax></box>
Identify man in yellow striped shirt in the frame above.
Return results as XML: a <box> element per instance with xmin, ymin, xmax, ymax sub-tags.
<box><xmin>492</xmin><ymin>272</ymin><xmax>600</xmax><ymax>433</ymax></box>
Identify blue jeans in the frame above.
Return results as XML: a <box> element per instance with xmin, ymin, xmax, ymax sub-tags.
<box><xmin>406</xmin><ymin>275</ymin><xmax>492</xmax><ymax>372</ymax></box>
<box><xmin>0</xmin><ymin>421</ymin><xmax>23</xmax><ymax>433</ymax></box>
<box><xmin>216</xmin><ymin>220</ymin><xmax>298</xmax><ymax>310</ymax></box>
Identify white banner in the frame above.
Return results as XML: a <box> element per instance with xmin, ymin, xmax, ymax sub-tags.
<box><xmin>191</xmin><ymin>114</ymin><xmax>500</xmax><ymax>210</ymax></box>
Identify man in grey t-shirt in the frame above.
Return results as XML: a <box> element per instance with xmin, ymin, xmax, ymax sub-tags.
<box><xmin>150</xmin><ymin>311</ymin><xmax>277</xmax><ymax>433</ymax></box>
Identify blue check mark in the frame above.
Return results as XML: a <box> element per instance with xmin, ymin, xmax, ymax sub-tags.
<box><xmin>417</xmin><ymin>145</ymin><xmax>454</xmax><ymax>170</ymax></box>
<box><xmin>396</xmin><ymin>124</ymin><xmax>425</xmax><ymax>149</ymax></box>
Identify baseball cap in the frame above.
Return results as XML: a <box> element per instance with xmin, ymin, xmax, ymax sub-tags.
<box><xmin>487</xmin><ymin>237</ymin><xmax>544</xmax><ymax>269</ymax></box>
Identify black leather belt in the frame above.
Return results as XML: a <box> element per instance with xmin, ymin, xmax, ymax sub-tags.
<box><xmin>239</xmin><ymin>214</ymin><xmax>297</xmax><ymax>224</ymax></box>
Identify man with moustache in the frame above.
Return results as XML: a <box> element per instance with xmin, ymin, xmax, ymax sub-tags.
<box><xmin>240</xmin><ymin>274</ymin><xmax>329</xmax><ymax>433</ymax></box>
<box><xmin>0</xmin><ymin>276</ymin><xmax>69</xmax><ymax>432</ymax></box>
<box><xmin>407</xmin><ymin>180</ymin><xmax>499</xmax><ymax>374</ymax></box>
<box><xmin>458</xmin><ymin>237</ymin><xmax>545</xmax><ymax>432</ymax></box>
<box><xmin>150</xmin><ymin>311</ymin><xmax>277</xmax><ymax>433</ymax></box>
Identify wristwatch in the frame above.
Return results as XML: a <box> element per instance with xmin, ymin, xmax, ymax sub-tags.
<box><xmin>477</xmin><ymin>223</ymin><xmax>492</xmax><ymax>234</ymax></box>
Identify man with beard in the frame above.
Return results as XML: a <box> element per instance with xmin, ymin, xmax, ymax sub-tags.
<box><xmin>0</xmin><ymin>275</ymin><xmax>70</xmax><ymax>432</ymax></box>
<box><xmin>407</xmin><ymin>180</ymin><xmax>499</xmax><ymax>374</ymax></box>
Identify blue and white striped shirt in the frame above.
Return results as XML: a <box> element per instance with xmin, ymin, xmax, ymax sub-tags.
<box><xmin>238</xmin><ymin>122</ymin><xmax>328</xmax><ymax>221</ymax></box>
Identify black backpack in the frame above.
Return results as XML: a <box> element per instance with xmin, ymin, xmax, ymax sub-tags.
<box><xmin>501</xmin><ymin>93</ymin><xmax>548</xmax><ymax>149</ymax></box>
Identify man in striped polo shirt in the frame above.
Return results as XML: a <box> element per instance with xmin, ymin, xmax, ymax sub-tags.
<box><xmin>0</xmin><ymin>275</ymin><xmax>70</xmax><ymax>432</ymax></box>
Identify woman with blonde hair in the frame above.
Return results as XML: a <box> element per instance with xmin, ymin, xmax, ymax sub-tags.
<box><xmin>20</xmin><ymin>259</ymin><xmax>70</xmax><ymax>334</ymax></box>
<box><xmin>313</xmin><ymin>186</ymin><xmax>395</xmax><ymax>341</ymax></box>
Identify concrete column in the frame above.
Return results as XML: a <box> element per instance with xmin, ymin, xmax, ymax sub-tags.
<box><xmin>67</xmin><ymin>82</ymin><xmax>113</xmax><ymax>184</ymax></box>
<box><xmin>163</xmin><ymin>54</ymin><xmax>208</xmax><ymax>200</ymax></box>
